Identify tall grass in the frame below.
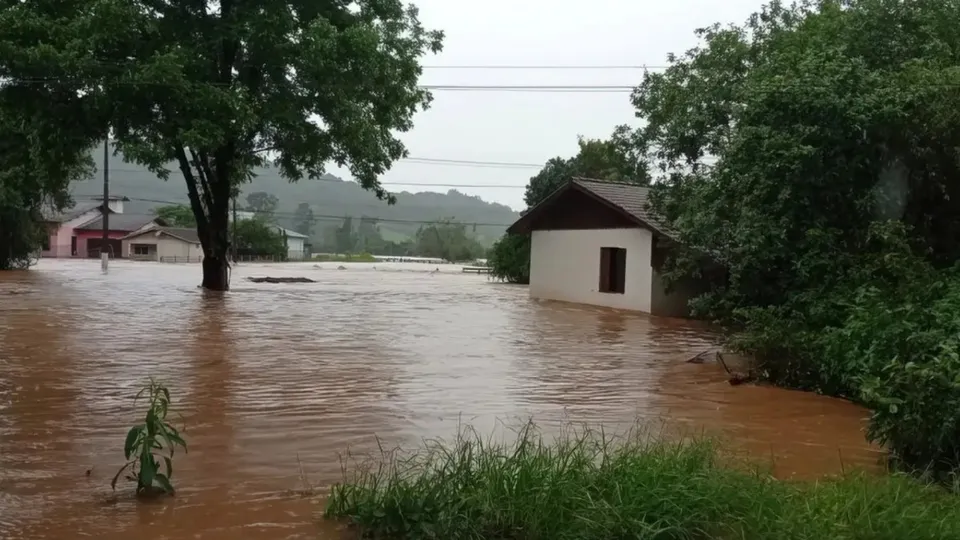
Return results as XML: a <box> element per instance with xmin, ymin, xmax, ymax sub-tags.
<box><xmin>325</xmin><ymin>423</ymin><xmax>960</xmax><ymax>539</ymax></box>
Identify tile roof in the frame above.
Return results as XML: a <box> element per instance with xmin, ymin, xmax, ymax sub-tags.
<box><xmin>123</xmin><ymin>225</ymin><xmax>201</xmax><ymax>244</ymax></box>
<box><xmin>506</xmin><ymin>177</ymin><xmax>676</xmax><ymax>240</ymax></box>
<box><xmin>75</xmin><ymin>214</ymin><xmax>160</xmax><ymax>232</ymax></box>
<box><xmin>570</xmin><ymin>178</ymin><xmax>675</xmax><ymax>239</ymax></box>
<box><xmin>156</xmin><ymin>227</ymin><xmax>201</xmax><ymax>244</ymax></box>
<box><xmin>41</xmin><ymin>196</ymin><xmax>130</xmax><ymax>223</ymax></box>
<box><xmin>278</xmin><ymin>227</ymin><xmax>308</xmax><ymax>239</ymax></box>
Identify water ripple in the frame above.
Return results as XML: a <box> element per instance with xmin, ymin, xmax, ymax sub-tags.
<box><xmin>0</xmin><ymin>259</ymin><xmax>881</xmax><ymax>539</ymax></box>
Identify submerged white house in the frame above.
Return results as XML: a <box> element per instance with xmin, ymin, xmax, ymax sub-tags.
<box><xmin>506</xmin><ymin>178</ymin><xmax>716</xmax><ymax>318</ymax></box>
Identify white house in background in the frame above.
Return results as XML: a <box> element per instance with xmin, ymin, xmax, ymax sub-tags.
<box><xmin>232</xmin><ymin>210</ymin><xmax>309</xmax><ymax>259</ymax></box>
<box><xmin>120</xmin><ymin>225</ymin><xmax>203</xmax><ymax>262</ymax></box>
<box><xmin>506</xmin><ymin>178</ymin><xmax>720</xmax><ymax>318</ymax></box>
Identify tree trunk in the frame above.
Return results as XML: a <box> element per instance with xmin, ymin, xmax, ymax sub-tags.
<box><xmin>200</xmin><ymin>202</ymin><xmax>232</xmax><ymax>291</ymax></box>
<box><xmin>202</xmin><ymin>251</ymin><xmax>230</xmax><ymax>290</ymax></box>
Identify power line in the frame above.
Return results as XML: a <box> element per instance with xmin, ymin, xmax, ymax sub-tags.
<box><xmin>86</xmin><ymin>154</ymin><xmax>548</xmax><ymax>181</ymax></box>
<box><xmin>3</xmin><ymin>77</ymin><xmax>636</xmax><ymax>92</ymax></box>
<box><xmin>401</xmin><ymin>157</ymin><xmax>542</xmax><ymax>168</ymax></box>
<box><xmin>78</xmin><ymin>171</ymin><xmax>531</xmax><ymax>188</ymax></box>
<box><xmin>70</xmin><ymin>195</ymin><xmax>519</xmax><ymax>227</ymax></box>
<box><xmin>421</xmin><ymin>65</ymin><xmax>667</xmax><ymax>70</ymax></box>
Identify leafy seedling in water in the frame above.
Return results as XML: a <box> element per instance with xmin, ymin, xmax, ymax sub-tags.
<box><xmin>112</xmin><ymin>379</ymin><xmax>187</xmax><ymax>496</ymax></box>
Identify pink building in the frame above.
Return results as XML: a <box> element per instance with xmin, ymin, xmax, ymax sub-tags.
<box><xmin>40</xmin><ymin>196</ymin><xmax>160</xmax><ymax>258</ymax></box>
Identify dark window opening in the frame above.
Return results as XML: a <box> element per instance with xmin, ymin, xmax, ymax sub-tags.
<box><xmin>599</xmin><ymin>247</ymin><xmax>627</xmax><ymax>294</ymax></box>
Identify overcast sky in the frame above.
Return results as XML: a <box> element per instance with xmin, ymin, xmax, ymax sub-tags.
<box><xmin>325</xmin><ymin>0</ymin><xmax>766</xmax><ymax>211</ymax></box>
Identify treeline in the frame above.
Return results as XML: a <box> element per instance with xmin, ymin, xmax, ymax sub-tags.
<box><xmin>307</xmin><ymin>215</ymin><xmax>486</xmax><ymax>261</ymax></box>
<box><xmin>158</xmin><ymin>196</ymin><xmax>487</xmax><ymax>262</ymax></box>
<box><xmin>488</xmin><ymin>0</ymin><xmax>960</xmax><ymax>479</ymax></box>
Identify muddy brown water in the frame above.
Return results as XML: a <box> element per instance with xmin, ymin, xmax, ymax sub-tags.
<box><xmin>0</xmin><ymin>260</ymin><xmax>882</xmax><ymax>539</ymax></box>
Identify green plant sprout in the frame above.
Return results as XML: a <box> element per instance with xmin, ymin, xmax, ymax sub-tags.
<box><xmin>112</xmin><ymin>379</ymin><xmax>187</xmax><ymax>496</ymax></box>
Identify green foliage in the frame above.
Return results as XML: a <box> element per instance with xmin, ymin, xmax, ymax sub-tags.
<box><xmin>245</xmin><ymin>192</ymin><xmax>279</xmax><ymax>219</ymax></box>
<box><xmin>112</xmin><ymin>380</ymin><xmax>187</xmax><ymax>496</ymax></box>
<box><xmin>0</xmin><ymin>103</ymin><xmax>93</xmax><ymax>270</ymax></box>
<box><xmin>487</xmin><ymin>233</ymin><xmax>530</xmax><ymax>284</ymax></box>
<box><xmin>414</xmin><ymin>219</ymin><xmax>485</xmax><ymax>262</ymax></box>
<box><xmin>233</xmin><ymin>217</ymin><xmax>287</xmax><ymax>259</ymax></box>
<box><xmin>0</xmin><ymin>0</ymin><xmax>444</xmax><ymax>289</ymax></box>
<box><xmin>153</xmin><ymin>204</ymin><xmax>197</xmax><ymax>228</ymax></box>
<box><xmin>293</xmin><ymin>202</ymin><xmax>314</xmax><ymax>237</ymax></box>
<box><xmin>633</xmin><ymin>0</ymin><xmax>960</xmax><ymax>474</ymax></box>
<box><xmin>71</xmin><ymin>153</ymin><xmax>520</xmax><ymax>244</ymax></box>
<box><xmin>312</xmin><ymin>252</ymin><xmax>377</xmax><ymax>263</ymax></box>
<box><xmin>490</xmin><ymin>132</ymin><xmax>649</xmax><ymax>283</ymax></box>
<box><xmin>0</xmin><ymin>205</ymin><xmax>43</xmax><ymax>270</ymax></box>
<box><xmin>326</xmin><ymin>422</ymin><xmax>960</xmax><ymax>539</ymax></box>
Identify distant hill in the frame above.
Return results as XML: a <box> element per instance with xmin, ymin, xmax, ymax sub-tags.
<box><xmin>69</xmin><ymin>147</ymin><xmax>520</xmax><ymax>246</ymax></box>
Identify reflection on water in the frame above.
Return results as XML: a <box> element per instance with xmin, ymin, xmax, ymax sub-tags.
<box><xmin>0</xmin><ymin>260</ymin><xmax>882</xmax><ymax>539</ymax></box>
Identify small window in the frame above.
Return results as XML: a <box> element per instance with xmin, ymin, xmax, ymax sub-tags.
<box><xmin>133</xmin><ymin>244</ymin><xmax>151</xmax><ymax>255</ymax></box>
<box><xmin>599</xmin><ymin>247</ymin><xmax>627</xmax><ymax>294</ymax></box>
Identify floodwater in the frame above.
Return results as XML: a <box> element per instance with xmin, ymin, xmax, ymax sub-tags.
<box><xmin>0</xmin><ymin>260</ymin><xmax>882</xmax><ymax>539</ymax></box>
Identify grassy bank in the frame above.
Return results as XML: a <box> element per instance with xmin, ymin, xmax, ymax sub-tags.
<box><xmin>325</xmin><ymin>424</ymin><xmax>960</xmax><ymax>539</ymax></box>
<box><xmin>312</xmin><ymin>252</ymin><xmax>377</xmax><ymax>263</ymax></box>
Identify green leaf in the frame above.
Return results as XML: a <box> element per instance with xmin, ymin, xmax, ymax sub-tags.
<box><xmin>164</xmin><ymin>456</ymin><xmax>173</xmax><ymax>478</ymax></box>
<box><xmin>124</xmin><ymin>425</ymin><xmax>144</xmax><ymax>460</ymax></box>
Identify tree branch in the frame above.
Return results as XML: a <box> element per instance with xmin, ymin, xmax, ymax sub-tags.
<box><xmin>189</xmin><ymin>148</ymin><xmax>217</xmax><ymax>217</ymax></box>
<box><xmin>174</xmin><ymin>144</ymin><xmax>209</xmax><ymax>239</ymax></box>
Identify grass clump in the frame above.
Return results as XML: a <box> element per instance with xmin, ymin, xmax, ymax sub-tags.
<box><xmin>325</xmin><ymin>423</ymin><xmax>960</xmax><ymax>539</ymax></box>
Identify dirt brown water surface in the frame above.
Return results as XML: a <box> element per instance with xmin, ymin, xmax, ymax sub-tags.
<box><xmin>0</xmin><ymin>260</ymin><xmax>882</xmax><ymax>539</ymax></box>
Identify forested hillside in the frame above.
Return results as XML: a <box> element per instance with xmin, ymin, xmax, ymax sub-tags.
<box><xmin>69</xmin><ymin>146</ymin><xmax>519</xmax><ymax>246</ymax></box>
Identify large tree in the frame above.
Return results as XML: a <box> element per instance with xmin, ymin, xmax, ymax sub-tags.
<box><xmin>0</xmin><ymin>0</ymin><xmax>442</xmax><ymax>289</ymax></box>
<box><xmin>154</xmin><ymin>204</ymin><xmax>197</xmax><ymax>227</ymax></box>
<box><xmin>293</xmin><ymin>202</ymin><xmax>314</xmax><ymax>237</ymax></box>
<box><xmin>489</xmin><ymin>131</ymin><xmax>648</xmax><ymax>283</ymax></box>
<box><xmin>415</xmin><ymin>219</ymin><xmax>484</xmax><ymax>262</ymax></box>
<box><xmin>630</xmin><ymin>0</ymin><xmax>960</xmax><ymax>473</ymax></box>
<box><xmin>632</xmin><ymin>0</ymin><xmax>960</xmax><ymax>333</ymax></box>
<box><xmin>0</xmin><ymin>94</ymin><xmax>94</xmax><ymax>269</ymax></box>
<box><xmin>245</xmin><ymin>192</ymin><xmax>279</xmax><ymax>219</ymax></box>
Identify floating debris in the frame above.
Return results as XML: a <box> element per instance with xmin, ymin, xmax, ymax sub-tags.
<box><xmin>247</xmin><ymin>277</ymin><xmax>316</xmax><ymax>284</ymax></box>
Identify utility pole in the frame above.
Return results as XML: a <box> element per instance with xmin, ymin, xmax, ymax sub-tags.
<box><xmin>232</xmin><ymin>195</ymin><xmax>238</xmax><ymax>263</ymax></box>
<box><xmin>101</xmin><ymin>134</ymin><xmax>110</xmax><ymax>272</ymax></box>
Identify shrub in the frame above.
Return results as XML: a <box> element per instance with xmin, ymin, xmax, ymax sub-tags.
<box><xmin>325</xmin><ymin>423</ymin><xmax>960</xmax><ymax>539</ymax></box>
<box><xmin>836</xmin><ymin>272</ymin><xmax>960</xmax><ymax>479</ymax></box>
<box><xmin>487</xmin><ymin>233</ymin><xmax>530</xmax><ymax>284</ymax></box>
<box><xmin>112</xmin><ymin>379</ymin><xmax>188</xmax><ymax>496</ymax></box>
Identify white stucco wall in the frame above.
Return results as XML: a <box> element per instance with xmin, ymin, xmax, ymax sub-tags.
<box><xmin>530</xmin><ymin>228</ymin><xmax>654</xmax><ymax>312</ymax></box>
<box><xmin>286</xmin><ymin>236</ymin><xmax>305</xmax><ymax>259</ymax></box>
<box><xmin>122</xmin><ymin>234</ymin><xmax>203</xmax><ymax>261</ymax></box>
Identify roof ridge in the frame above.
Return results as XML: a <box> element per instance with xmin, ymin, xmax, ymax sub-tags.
<box><xmin>572</xmin><ymin>177</ymin><xmax>649</xmax><ymax>187</ymax></box>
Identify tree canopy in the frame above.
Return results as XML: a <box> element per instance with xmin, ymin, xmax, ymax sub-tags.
<box><xmin>233</xmin><ymin>217</ymin><xmax>287</xmax><ymax>259</ymax></box>
<box><xmin>245</xmin><ymin>192</ymin><xmax>279</xmax><ymax>218</ymax></box>
<box><xmin>415</xmin><ymin>219</ymin><xmax>485</xmax><ymax>262</ymax></box>
<box><xmin>153</xmin><ymin>204</ymin><xmax>197</xmax><ymax>228</ymax></box>
<box><xmin>0</xmin><ymin>0</ymin><xmax>443</xmax><ymax>288</ymax></box>
<box><xmin>631</xmin><ymin>0</ymin><xmax>960</xmax><ymax>474</ymax></box>
<box><xmin>0</xmin><ymin>106</ymin><xmax>93</xmax><ymax>269</ymax></box>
